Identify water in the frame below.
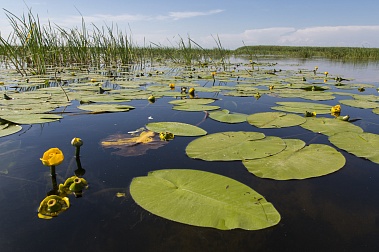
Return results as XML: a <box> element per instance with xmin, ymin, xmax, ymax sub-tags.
<box><xmin>1</xmin><ymin>58</ymin><xmax>379</xmax><ymax>252</ymax></box>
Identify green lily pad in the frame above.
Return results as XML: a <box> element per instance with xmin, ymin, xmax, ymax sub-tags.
<box><xmin>0</xmin><ymin>123</ymin><xmax>22</xmax><ymax>137</ymax></box>
<box><xmin>271</xmin><ymin>102</ymin><xmax>332</xmax><ymax>114</ymax></box>
<box><xmin>146</xmin><ymin>122</ymin><xmax>207</xmax><ymax>136</ymax></box>
<box><xmin>300</xmin><ymin>117</ymin><xmax>363</xmax><ymax>136</ymax></box>
<box><xmin>130</xmin><ymin>169</ymin><xmax>281</xmax><ymax>230</ymax></box>
<box><xmin>243</xmin><ymin>139</ymin><xmax>345</xmax><ymax>180</ymax></box>
<box><xmin>339</xmin><ymin>99</ymin><xmax>379</xmax><ymax>109</ymax></box>
<box><xmin>169</xmin><ymin>98</ymin><xmax>216</xmax><ymax>105</ymax></box>
<box><xmin>77</xmin><ymin>104</ymin><xmax>135</xmax><ymax>113</ymax></box>
<box><xmin>209</xmin><ymin>109</ymin><xmax>247</xmax><ymax>124</ymax></box>
<box><xmin>247</xmin><ymin>112</ymin><xmax>306</xmax><ymax>128</ymax></box>
<box><xmin>1</xmin><ymin>113</ymin><xmax>62</xmax><ymax>124</ymax></box>
<box><xmin>329</xmin><ymin>132</ymin><xmax>379</xmax><ymax>164</ymax></box>
<box><xmin>172</xmin><ymin>104</ymin><xmax>220</xmax><ymax>112</ymax></box>
<box><xmin>186</xmin><ymin>132</ymin><xmax>286</xmax><ymax>161</ymax></box>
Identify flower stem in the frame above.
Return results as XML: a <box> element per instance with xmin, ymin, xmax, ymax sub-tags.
<box><xmin>75</xmin><ymin>147</ymin><xmax>80</xmax><ymax>158</ymax></box>
<box><xmin>50</xmin><ymin>165</ymin><xmax>56</xmax><ymax>176</ymax></box>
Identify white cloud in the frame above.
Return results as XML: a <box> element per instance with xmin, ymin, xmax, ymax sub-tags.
<box><xmin>168</xmin><ymin>9</ymin><xmax>224</xmax><ymax>20</ymax></box>
<box><xmin>201</xmin><ymin>26</ymin><xmax>379</xmax><ymax>49</ymax></box>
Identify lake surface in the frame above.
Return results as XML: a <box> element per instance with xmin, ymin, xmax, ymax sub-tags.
<box><xmin>1</xmin><ymin>58</ymin><xmax>379</xmax><ymax>252</ymax></box>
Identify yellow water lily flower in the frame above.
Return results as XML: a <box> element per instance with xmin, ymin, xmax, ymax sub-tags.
<box><xmin>169</xmin><ymin>83</ymin><xmax>175</xmax><ymax>89</ymax></box>
<box><xmin>324</xmin><ymin>71</ymin><xmax>329</xmax><ymax>77</ymax></box>
<box><xmin>305</xmin><ymin>111</ymin><xmax>317</xmax><ymax>117</ymax></box>
<box><xmin>159</xmin><ymin>132</ymin><xmax>174</xmax><ymax>141</ymax></box>
<box><xmin>189</xmin><ymin>88</ymin><xmax>195</xmax><ymax>95</ymax></box>
<box><xmin>40</xmin><ymin>148</ymin><xmax>64</xmax><ymax>167</ymax></box>
<box><xmin>148</xmin><ymin>95</ymin><xmax>156</xmax><ymax>103</ymax></box>
<box><xmin>331</xmin><ymin>105</ymin><xmax>341</xmax><ymax>113</ymax></box>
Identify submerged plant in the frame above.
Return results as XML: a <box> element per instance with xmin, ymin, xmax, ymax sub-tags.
<box><xmin>59</xmin><ymin>176</ymin><xmax>88</xmax><ymax>198</ymax></box>
<box><xmin>38</xmin><ymin>195</ymin><xmax>70</xmax><ymax>219</ymax></box>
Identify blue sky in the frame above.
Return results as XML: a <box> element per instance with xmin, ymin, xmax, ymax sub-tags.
<box><xmin>0</xmin><ymin>0</ymin><xmax>378</xmax><ymax>49</ymax></box>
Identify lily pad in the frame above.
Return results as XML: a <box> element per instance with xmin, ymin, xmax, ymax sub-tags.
<box><xmin>172</xmin><ymin>104</ymin><xmax>220</xmax><ymax>112</ymax></box>
<box><xmin>77</xmin><ymin>104</ymin><xmax>135</xmax><ymax>113</ymax></box>
<box><xmin>243</xmin><ymin>139</ymin><xmax>345</xmax><ymax>180</ymax></box>
<box><xmin>130</xmin><ymin>169</ymin><xmax>281</xmax><ymax>230</ymax></box>
<box><xmin>247</xmin><ymin>112</ymin><xmax>306</xmax><ymax>128</ymax></box>
<box><xmin>146</xmin><ymin>122</ymin><xmax>207</xmax><ymax>136</ymax></box>
<box><xmin>300</xmin><ymin>117</ymin><xmax>363</xmax><ymax>136</ymax></box>
<box><xmin>0</xmin><ymin>123</ymin><xmax>22</xmax><ymax>137</ymax></box>
<box><xmin>209</xmin><ymin>109</ymin><xmax>247</xmax><ymax>124</ymax></box>
<box><xmin>1</xmin><ymin>113</ymin><xmax>62</xmax><ymax>124</ymax></box>
<box><xmin>169</xmin><ymin>98</ymin><xmax>215</xmax><ymax>105</ymax></box>
<box><xmin>186</xmin><ymin>131</ymin><xmax>286</xmax><ymax>161</ymax></box>
<box><xmin>329</xmin><ymin>132</ymin><xmax>379</xmax><ymax>164</ymax></box>
<box><xmin>339</xmin><ymin>99</ymin><xmax>379</xmax><ymax>109</ymax></box>
<box><xmin>271</xmin><ymin>102</ymin><xmax>332</xmax><ymax>114</ymax></box>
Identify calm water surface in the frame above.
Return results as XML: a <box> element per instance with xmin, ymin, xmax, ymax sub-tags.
<box><xmin>1</xmin><ymin>58</ymin><xmax>379</xmax><ymax>252</ymax></box>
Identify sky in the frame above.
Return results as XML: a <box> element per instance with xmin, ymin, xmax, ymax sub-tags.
<box><xmin>0</xmin><ymin>0</ymin><xmax>379</xmax><ymax>49</ymax></box>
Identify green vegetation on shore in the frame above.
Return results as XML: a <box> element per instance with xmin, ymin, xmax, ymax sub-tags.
<box><xmin>234</xmin><ymin>45</ymin><xmax>379</xmax><ymax>60</ymax></box>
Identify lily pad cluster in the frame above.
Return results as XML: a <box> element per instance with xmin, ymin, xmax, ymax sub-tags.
<box><xmin>185</xmin><ymin>131</ymin><xmax>346</xmax><ymax>180</ymax></box>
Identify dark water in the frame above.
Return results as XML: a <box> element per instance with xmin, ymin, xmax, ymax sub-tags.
<box><xmin>1</xmin><ymin>58</ymin><xmax>379</xmax><ymax>252</ymax></box>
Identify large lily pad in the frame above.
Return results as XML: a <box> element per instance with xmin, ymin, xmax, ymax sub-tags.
<box><xmin>271</xmin><ymin>102</ymin><xmax>332</xmax><ymax>114</ymax></box>
<box><xmin>300</xmin><ymin>117</ymin><xmax>363</xmax><ymax>136</ymax></box>
<box><xmin>130</xmin><ymin>169</ymin><xmax>281</xmax><ymax>230</ymax></box>
<box><xmin>146</xmin><ymin>122</ymin><xmax>207</xmax><ymax>136</ymax></box>
<box><xmin>247</xmin><ymin>112</ymin><xmax>306</xmax><ymax>128</ymax></box>
<box><xmin>329</xmin><ymin>132</ymin><xmax>379</xmax><ymax>164</ymax></box>
<box><xmin>186</xmin><ymin>131</ymin><xmax>286</xmax><ymax>161</ymax></box>
<box><xmin>243</xmin><ymin>139</ymin><xmax>345</xmax><ymax>180</ymax></box>
<box><xmin>209</xmin><ymin>109</ymin><xmax>247</xmax><ymax>124</ymax></box>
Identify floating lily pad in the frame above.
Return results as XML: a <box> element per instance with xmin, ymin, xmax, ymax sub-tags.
<box><xmin>186</xmin><ymin>132</ymin><xmax>286</xmax><ymax>161</ymax></box>
<box><xmin>209</xmin><ymin>109</ymin><xmax>247</xmax><ymax>124</ymax></box>
<box><xmin>169</xmin><ymin>98</ymin><xmax>216</xmax><ymax>105</ymax></box>
<box><xmin>338</xmin><ymin>99</ymin><xmax>379</xmax><ymax>109</ymax></box>
<box><xmin>329</xmin><ymin>132</ymin><xmax>379</xmax><ymax>164</ymax></box>
<box><xmin>243</xmin><ymin>139</ymin><xmax>345</xmax><ymax>180</ymax></box>
<box><xmin>1</xmin><ymin>113</ymin><xmax>62</xmax><ymax>124</ymax></box>
<box><xmin>130</xmin><ymin>169</ymin><xmax>281</xmax><ymax>230</ymax></box>
<box><xmin>146</xmin><ymin>122</ymin><xmax>207</xmax><ymax>136</ymax></box>
<box><xmin>300</xmin><ymin>117</ymin><xmax>363</xmax><ymax>136</ymax></box>
<box><xmin>77</xmin><ymin>104</ymin><xmax>135</xmax><ymax>113</ymax></box>
<box><xmin>271</xmin><ymin>102</ymin><xmax>332</xmax><ymax>114</ymax></box>
<box><xmin>0</xmin><ymin>123</ymin><xmax>22</xmax><ymax>137</ymax></box>
<box><xmin>172</xmin><ymin>104</ymin><xmax>220</xmax><ymax>112</ymax></box>
<box><xmin>247</xmin><ymin>112</ymin><xmax>306</xmax><ymax>128</ymax></box>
